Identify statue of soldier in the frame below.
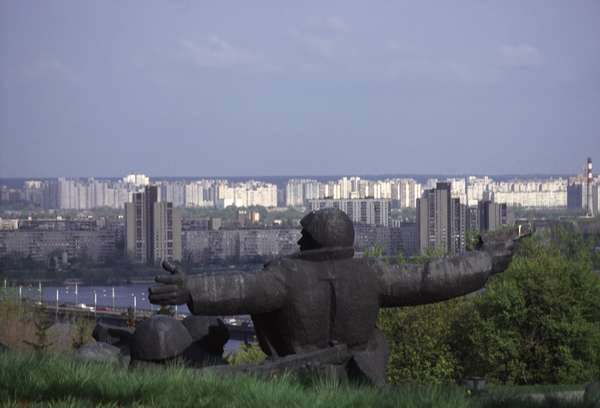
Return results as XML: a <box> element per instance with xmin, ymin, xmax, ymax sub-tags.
<box><xmin>149</xmin><ymin>208</ymin><xmax>521</xmax><ymax>384</ymax></box>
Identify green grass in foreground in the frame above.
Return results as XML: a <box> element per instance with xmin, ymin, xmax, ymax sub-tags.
<box><xmin>0</xmin><ymin>351</ymin><xmax>596</xmax><ymax>408</ymax></box>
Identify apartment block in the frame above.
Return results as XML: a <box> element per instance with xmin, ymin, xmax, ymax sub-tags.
<box><xmin>125</xmin><ymin>185</ymin><xmax>181</xmax><ymax>264</ymax></box>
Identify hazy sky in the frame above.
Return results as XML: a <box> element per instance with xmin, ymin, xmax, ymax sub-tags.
<box><xmin>1</xmin><ymin>0</ymin><xmax>599</xmax><ymax>178</ymax></box>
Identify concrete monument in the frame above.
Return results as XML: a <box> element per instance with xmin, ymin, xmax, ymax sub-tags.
<box><xmin>149</xmin><ymin>208</ymin><xmax>522</xmax><ymax>384</ymax></box>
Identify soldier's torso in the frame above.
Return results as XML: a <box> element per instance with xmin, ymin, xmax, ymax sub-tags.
<box><xmin>252</xmin><ymin>256</ymin><xmax>381</xmax><ymax>357</ymax></box>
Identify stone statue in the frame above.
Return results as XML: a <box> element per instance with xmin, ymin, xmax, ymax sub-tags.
<box><xmin>149</xmin><ymin>208</ymin><xmax>521</xmax><ymax>384</ymax></box>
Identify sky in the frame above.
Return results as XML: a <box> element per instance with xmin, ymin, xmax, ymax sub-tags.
<box><xmin>0</xmin><ymin>0</ymin><xmax>599</xmax><ymax>178</ymax></box>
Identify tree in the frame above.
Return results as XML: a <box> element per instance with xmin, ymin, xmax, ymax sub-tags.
<box><xmin>379</xmin><ymin>300</ymin><xmax>464</xmax><ymax>384</ymax></box>
<box><xmin>451</xmin><ymin>230</ymin><xmax>600</xmax><ymax>384</ymax></box>
<box><xmin>377</xmin><ymin>226</ymin><xmax>600</xmax><ymax>385</ymax></box>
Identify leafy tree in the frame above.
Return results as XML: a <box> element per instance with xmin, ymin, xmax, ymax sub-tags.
<box><xmin>379</xmin><ymin>300</ymin><xmax>464</xmax><ymax>384</ymax></box>
<box><xmin>451</xmin><ymin>229</ymin><xmax>600</xmax><ymax>384</ymax></box>
<box><xmin>376</xmin><ymin>226</ymin><xmax>600</xmax><ymax>385</ymax></box>
<box><xmin>465</xmin><ymin>230</ymin><xmax>482</xmax><ymax>251</ymax></box>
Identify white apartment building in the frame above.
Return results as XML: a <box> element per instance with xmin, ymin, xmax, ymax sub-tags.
<box><xmin>217</xmin><ymin>181</ymin><xmax>277</xmax><ymax>208</ymax></box>
<box><xmin>122</xmin><ymin>174</ymin><xmax>150</xmax><ymax>187</ymax></box>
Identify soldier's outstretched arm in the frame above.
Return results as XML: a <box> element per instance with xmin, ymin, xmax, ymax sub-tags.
<box><xmin>149</xmin><ymin>261</ymin><xmax>287</xmax><ymax>315</ymax></box>
<box><xmin>376</xmin><ymin>234</ymin><xmax>526</xmax><ymax>307</ymax></box>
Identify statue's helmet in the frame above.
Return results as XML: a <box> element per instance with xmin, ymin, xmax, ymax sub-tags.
<box><xmin>300</xmin><ymin>208</ymin><xmax>354</xmax><ymax>248</ymax></box>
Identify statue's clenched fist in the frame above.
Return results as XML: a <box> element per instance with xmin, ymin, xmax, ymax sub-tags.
<box><xmin>148</xmin><ymin>260</ymin><xmax>191</xmax><ymax>305</ymax></box>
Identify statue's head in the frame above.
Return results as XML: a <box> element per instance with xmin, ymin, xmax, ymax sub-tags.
<box><xmin>298</xmin><ymin>208</ymin><xmax>354</xmax><ymax>251</ymax></box>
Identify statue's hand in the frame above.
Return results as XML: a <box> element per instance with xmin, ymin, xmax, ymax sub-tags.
<box><xmin>148</xmin><ymin>260</ymin><xmax>191</xmax><ymax>305</ymax></box>
<box><xmin>483</xmin><ymin>230</ymin><xmax>532</xmax><ymax>275</ymax></box>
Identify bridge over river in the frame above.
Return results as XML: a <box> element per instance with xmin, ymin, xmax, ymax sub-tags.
<box><xmin>38</xmin><ymin>302</ymin><xmax>257</xmax><ymax>347</ymax></box>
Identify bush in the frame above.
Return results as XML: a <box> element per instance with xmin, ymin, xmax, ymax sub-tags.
<box><xmin>453</xmin><ymin>231</ymin><xmax>600</xmax><ymax>384</ymax></box>
<box><xmin>71</xmin><ymin>317</ymin><xmax>94</xmax><ymax>350</ymax></box>
<box><xmin>379</xmin><ymin>300</ymin><xmax>464</xmax><ymax>384</ymax></box>
<box><xmin>379</xmin><ymin>226</ymin><xmax>600</xmax><ymax>385</ymax></box>
<box><xmin>226</xmin><ymin>343</ymin><xmax>267</xmax><ymax>365</ymax></box>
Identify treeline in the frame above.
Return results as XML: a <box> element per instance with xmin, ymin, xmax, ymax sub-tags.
<box><xmin>378</xmin><ymin>226</ymin><xmax>600</xmax><ymax>385</ymax></box>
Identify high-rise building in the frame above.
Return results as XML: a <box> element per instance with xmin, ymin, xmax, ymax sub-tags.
<box><xmin>125</xmin><ymin>185</ymin><xmax>181</xmax><ymax>264</ymax></box>
<box><xmin>450</xmin><ymin>197</ymin><xmax>466</xmax><ymax>255</ymax></box>
<box><xmin>478</xmin><ymin>200</ymin><xmax>512</xmax><ymax>233</ymax></box>
<box><xmin>416</xmin><ymin>182</ymin><xmax>466</xmax><ymax>256</ymax></box>
<box><xmin>567</xmin><ymin>181</ymin><xmax>585</xmax><ymax>210</ymax></box>
<box><xmin>286</xmin><ymin>179</ymin><xmax>307</xmax><ymax>207</ymax></box>
<box><xmin>390</xmin><ymin>179</ymin><xmax>422</xmax><ymax>208</ymax></box>
<box><xmin>123</xmin><ymin>174</ymin><xmax>150</xmax><ymax>187</ymax></box>
<box><xmin>593</xmin><ymin>184</ymin><xmax>600</xmax><ymax>217</ymax></box>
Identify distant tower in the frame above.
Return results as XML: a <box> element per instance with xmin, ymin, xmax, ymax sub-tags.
<box><xmin>586</xmin><ymin>157</ymin><xmax>593</xmax><ymax>217</ymax></box>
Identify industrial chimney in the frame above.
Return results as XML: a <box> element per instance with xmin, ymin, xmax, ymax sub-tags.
<box><xmin>586</xmin><ymin>157</ymin><xmax>593</xmax><ymax>217</ymax></box>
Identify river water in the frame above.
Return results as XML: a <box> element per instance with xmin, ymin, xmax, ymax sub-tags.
<box><xmin>17</xmin><ymin>283</ymin><xmax>190</xmax><ymax>314</ymax></box>
<box><xmin>12</xmin><ymin>283</ymin><xmax>247</xmax><ymax>352</ymax></box>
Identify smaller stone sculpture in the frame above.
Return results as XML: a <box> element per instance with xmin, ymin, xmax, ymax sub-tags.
<box><xmin>182</xmin><ymin>316</ymin><xmax>229</xmax><ymax>367</ymax></box>
<box><xmin>131</xmin><ymin>315</ymin><xmax>193</xmax><ymax>363</ymax></box>
<box><xmin>92</xmin><ymin>322</ymin><xmax>134</xmax><ymax>354</ymax></box>
<box><xmin>88</xmin><ymin>315</ymin><xmax>231</xmax><ymax>368</ymax></box>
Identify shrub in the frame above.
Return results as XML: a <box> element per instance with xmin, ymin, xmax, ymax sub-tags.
<box><xmin>379</xmin><ymin>226</ymin><xmax>600</xmax><ymax>385</ymax></box>
<box><xmin>452</xmin><ymin>231</ymin><xmax>600</xmax><ymax>384</ymax></box>
<box><xmin>379</xmin><ymin>299</ymin><xmax>464</xmax><ymax>384</ymax></box>
<box><xmin>226</xmin><ymin>343</ymin><xmax>267</xmax><ymax>365</ymax></box>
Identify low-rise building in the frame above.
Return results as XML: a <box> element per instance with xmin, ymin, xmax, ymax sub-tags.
<box><xmin>183</xmin><ymin>227</ymin><xmax>301</xmax><ymax>264</ymax></box>
<box><xmin>0</xmin><ymin>230</ymin><xmax>118</xmax><ymax>263</ymax></box>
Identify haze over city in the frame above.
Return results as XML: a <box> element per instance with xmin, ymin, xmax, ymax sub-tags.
<box><xmin>1</xmin><ymin>0</ymin><xmax>599</xmax><ymax>178</ymax></box>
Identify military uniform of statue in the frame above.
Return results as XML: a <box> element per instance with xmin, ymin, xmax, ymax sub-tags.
<box><xmin>150</xmin><ymin>208</ymin><xmax>518</xmax><ymax>384</ymax></box>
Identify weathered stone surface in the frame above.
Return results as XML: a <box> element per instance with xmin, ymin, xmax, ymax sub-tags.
<box><xmin>180</xmin><ymin>316</ymin><xmax>229</xmax><ymax>367</ymax></box>
<box><xmin>48</xmin><ymin>323</ymin><xmax>74</xmax><ymax>351</ymax></box>
<box><xmin>182</xmin><ymin>316</ymin><xmax>229</xmax><ymax>352</ymax></box>
<box><xmin>182</xmin><ymin>343</ymin><xmax>228</xmax><ymax>368</ymax></box>
<box><xmin>300</xmin><ymin>208</ymin><xmax>355</xmax><ymax>248</ymax></box>
<box><xmin>131</xmin><ymin>315</ymin><xmax>192</xmax><ymax>361</ymax></box>
<box><xmin>346</xmin><ymin>328</ymin><xmax>389</xmax><ymax>386</ymax></box>
<box><xmin>585</xmin><ymin>381</ymin><xmax>600</xmax><ymax>403</ymax></box>
<box><xmin>463</xmin><ymin>376</ymin><xmax>486</xmax><ymax>392</ymax></box>
<box><xmin>182</xmin><ymin>315</ymin><xmax>212</xmax><ymax>341</ymax></box>
<box><xmin>150</xmin><ymin>208</ymin><xmax>522</xmax><ymax>384</ymax></box>
<box><xmin>0</xmin><ymin>342</ymin><xmax>9</xmax><ymax>352</ymax></box>
<box><xmin>74</xmin><ymin>342</ymin><xmax>121</xmax><ymax>365</ymax></box>
<box><xmin>92</xmin><ymin>321</ymin><xmax>134</xmax><ymax>352</ymax></box>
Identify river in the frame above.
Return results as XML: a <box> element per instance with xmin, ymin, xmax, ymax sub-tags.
<box><xmin>11</xmin><ymin>282</ymin><xmax>248</xmax><ymax>352</ymax></box>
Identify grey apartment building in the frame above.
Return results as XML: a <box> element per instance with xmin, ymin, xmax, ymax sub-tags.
<box><xmin>125</xmin><ymin>185</ymin><xmax>182</xmax><ymax>264</ymax></box>
<box><xmin>477</xmin><ymin>200</ymin><xmax>512</xmax><ymax>233</ymax></box>
<box><xmin>416</xmin><ymin>182</ymin><xmax>466</xmax><ymax>256</ymax></box>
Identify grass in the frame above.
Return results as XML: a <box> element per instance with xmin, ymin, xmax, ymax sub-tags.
<box><xmin>1</xmin><ymin>351</ymin><xmax>597</xmax><ymax>408</ymax></box>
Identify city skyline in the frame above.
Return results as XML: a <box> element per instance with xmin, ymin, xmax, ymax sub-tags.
<box><xmin>1</xmin><ymin>1</ymin><xmax>599</xmax><ymax>178</ymax></box>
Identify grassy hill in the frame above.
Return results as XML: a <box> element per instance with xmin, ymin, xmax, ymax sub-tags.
<box><xmin>0</xmin><ymin>351</ymin><xmax>595</xmax><ymax>408</ymax></box>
